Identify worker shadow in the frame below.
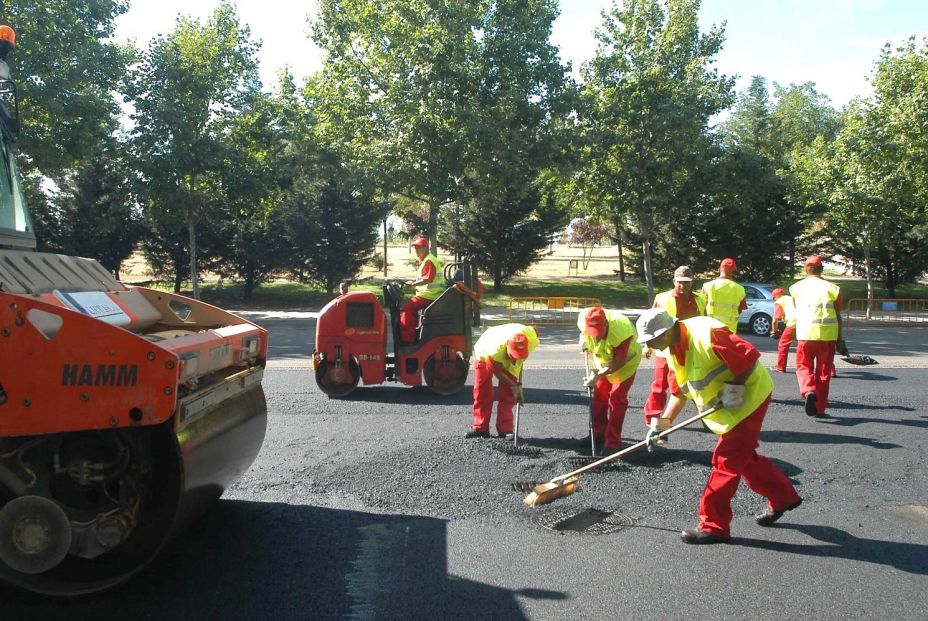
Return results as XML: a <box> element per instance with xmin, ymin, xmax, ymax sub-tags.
<box><xmin>771</xmin><ymin>398</ymin><xmax>915</xmax><ymax>413</ymax></box>
<box><xmin>760</xmin><ymin>429</ymin><xmax>901</xmax><ymax>450</ymax></box>
<box><xmin>820</xmin><ymin>416</ymin><xmax>928</xmax><ymax>429</ymax></box>
<box><xmin>2</xmin><ymin>501</ymin><xmax>564</xmax><ymax>620</ymax></box>
<box><xmin>619</xmin><ymin>446</ymin><xmax>804</xmax><ymax>478</ymax></box>
<box><xmin>831</xmin><ymin>370</ymin><xmax>897</xmax><ymax>381</ymax></box>
<box><xmin>734</xmin><ymin>523</ymin><xmax>928</xmax><ymax>575</ymax></box>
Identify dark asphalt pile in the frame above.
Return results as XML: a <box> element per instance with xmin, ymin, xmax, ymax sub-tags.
<box><xmin>323</xmin><ymin>433</ymin><xmax>774</xmax><ymax>525</ymax></box>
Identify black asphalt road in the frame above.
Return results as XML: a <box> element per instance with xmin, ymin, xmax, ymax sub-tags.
<box><xmin>5</xmin><ymin>316</ymin><xmax>928</xmax><ymax>620</ymax></box>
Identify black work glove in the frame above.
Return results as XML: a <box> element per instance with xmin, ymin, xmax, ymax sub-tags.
<box><xmin>836</xmin><ymin>339</ymin><xmax>849</xmax><ymax>357</ymax></box>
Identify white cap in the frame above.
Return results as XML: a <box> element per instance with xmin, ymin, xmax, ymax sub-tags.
<box><xmin>635</xmin><ymin>308</ymin><xmax>676</xmax><ymax>343</ymax></box>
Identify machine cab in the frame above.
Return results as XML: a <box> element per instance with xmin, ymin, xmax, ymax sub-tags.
<box><xmin>0</xmin><ymin>55</ymin><xmax>34</xmax><ymax>252</ymax></box>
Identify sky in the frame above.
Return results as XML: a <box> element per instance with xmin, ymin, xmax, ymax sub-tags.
<box><xmin>113</xmin><ymin>0</ymin><xmax>928</xmax><ymax>108</ymax></box>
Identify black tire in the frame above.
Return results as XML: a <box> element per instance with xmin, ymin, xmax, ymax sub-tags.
<box><xmin>750</xmin><ymin>313</ymin><xmax>772</xmax><ymax>336</ymax></box>
<box><xmin>315</xmin><ymin>356</ymin><xmax>361</xmax><ymax>398</ymax></box>
<box><xmin>424</xmin><ymin>354</ymin><xmax>468</xmax><ymax>396</ymax></box>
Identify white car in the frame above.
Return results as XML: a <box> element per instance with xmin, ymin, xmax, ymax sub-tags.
<box><xmin>738</xmin><ymin>283</ymin><xmax>776</xmax><ymax>336</ymax></box>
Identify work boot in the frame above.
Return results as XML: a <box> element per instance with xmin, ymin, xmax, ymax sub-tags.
<box><xmin>464</xmin><ymin>430</ymin><xmax>490</xmax><ymax>439</ymax></box>
<box><xmin>498</xmin><ymin>431</ymin><xmax>514</xmax><ymax>440</ymax></box>
<box><xmin>680</xmin><ymin>528</ymin><xmax>730</xmax><ymax>544</ymax></box>
<box><xmin>755</xmin><ymin>498</ymin><xmax>802</xmax><ymax>526</ymax></box>
<box><xmin>804</xmin><ymin>392</ymin><xmax>818</xmax><ymax>417</ymax></box>
<box><xmin>577</xmin><ymin>435</ymin><xmax>604</xmax><ymax>448</ymax></box>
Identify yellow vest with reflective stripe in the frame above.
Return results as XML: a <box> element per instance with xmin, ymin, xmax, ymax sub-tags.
<box><xmin>789</xmin><ymin>277</ymin><xmax>840</xmax><ymax>341</ymax></box>
<box><xmin>666</xmin><ymin>317</ymin><xmax>774</xmax><ymax>435</ymax></box>
<box><xmin>654</xmin><ymin>290</ymin><xmax>707</xmax><ymax>318</ymax></box>
<box><xmin>474</xmin><ymin>323</ymin><xmax>540</xmax><ymax>378</ymax></box>
<box><xmin>577</xmin><ymin>309</ymin><xmax>642</xmax><ymax>384</ymax></box>
<box><xmin>701</xmin><ymin>279</ymin><xmax>745</xmax><ymax>332</ymax></box>
<box><xmin>415</xmin><ymin>254</ymin><xmax>444</xmax><ymax>300</ymax></box>
<box><xmin>775</xmin><ymin>295</ymin><xmax>797</xmax><ymax>327</ymax></box>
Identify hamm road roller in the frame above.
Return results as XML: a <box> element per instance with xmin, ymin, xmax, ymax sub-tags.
<box><xmin>313</xmin><ymin>262</ymin><xmax>481</xmax><ymax>397</ymax></box>
<box><xmin>0</xmin><ymin>27</ymin><xmax>268</xmax><ymax>595</ymax></box>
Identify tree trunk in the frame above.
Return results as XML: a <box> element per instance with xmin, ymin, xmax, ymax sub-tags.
<box><xmin>428</xmin><ymin>202</ymin><xmax>439</xmax><ymax>255</ymax></box>
<box><xmin>244</xmin><ymin>271</ymin><xmax>254</xmax><ymax>300</ymax></box>
<box><xmin>188</xmin><ymin>216</ymin><xmax>199</xmax><ymax>300</ymax></box>
<box><xmin>173</xmin><ymin>267</ymin><xmax>183</xmax><ymax>294</ymax></box>
<box><xmin>864</xmin><ymin>245</ymin><xmax>873</xmax><ymax>320</ymax></box>
<box><xmin>383</xmin><ymin>216</ymin><xmax>388</xmax><ymax>277</ymax></box>
<box><xmin>642</xmin><ymin>238</ymin><xmax>654</xmax><ymax>305</ymax></box>
<box><xmin>615</xmin><ymin>219</ymin><xmax>625</xmax><ymax>282</ymax></box>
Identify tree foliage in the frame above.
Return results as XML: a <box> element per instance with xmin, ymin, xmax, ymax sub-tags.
<box><xmin>127</xmin><ymin>1</ymin><xmax>261</xmax><ymax>295</ymax></box>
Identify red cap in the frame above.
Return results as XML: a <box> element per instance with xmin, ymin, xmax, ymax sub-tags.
<box><xmin>409</xmin><ymin>236</ymin><xmax>429</xmax><ymax>248</ymax></box>
<box><xmin>805</xmin><ymin>255</ymin><xmax>823</xmax><ymax>267</ymax></box>
<box><xmin>582</xmin><ymin>306</ymin><xmax>607</xmax><ymax>339</ymax></box>
<box><xmin>771</xmin><ymin>288</ymin><xmax>784</xmax><ymax>299</ymax></box>
<box><xmin>507</xmin><ymin>333</ymin><xmax>530</xmax><ymax>360</ymax></box>
<box><xmin>720</xmin><ymin>258</ymin><xmax>736</xmax><ymax>271</ymax></box>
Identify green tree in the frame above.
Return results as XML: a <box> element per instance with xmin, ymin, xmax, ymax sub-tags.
<box><xmin>3</xmin><ymin>1</ymin><xmax>132</xmax><ymax>175</ymax></box>
<box><xmin>127</xmin><ymin>2</ymin><xmax>260</xmax><ymax>296</ymax></box>
<box><xmin>579</xmin><ymin>0</ymin><xmax>733</xmax><ymax>303</ymax></box>
<box><xmin>45</xmin><ymin>136</ymin><xmax>143</xmax><ymax>278</ymax></box>
<box><xmin>311</xmin><ymin>0</ymin><xmax>483</xmax><ymax>249</ymax></box>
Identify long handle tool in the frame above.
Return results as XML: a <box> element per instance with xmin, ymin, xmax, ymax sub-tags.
<box><xmin>583</xmin><ymin>351</ymin><xmax>597</xmax><ymax>457</ymax></box>
<box><xmin>522</xmin><ymin>405</ymin><xmax>720</xmax><ymax>507</ymax></box>
<box><xmin>513</xmin><ymin>372</ymin><xmax>523</xmax><ymax>447</ymax></box>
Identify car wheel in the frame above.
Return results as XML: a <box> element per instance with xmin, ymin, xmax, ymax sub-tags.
<box><xmin>750</xmin><ymin>313</ymin><xmax>772</xmax><ymax>336</ymax></box>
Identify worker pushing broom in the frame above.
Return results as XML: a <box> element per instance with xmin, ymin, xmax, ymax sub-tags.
<box><xmin>525</xmin><ymin>309</ymin><xmax>803</xmax><ymax>545</ymax></box>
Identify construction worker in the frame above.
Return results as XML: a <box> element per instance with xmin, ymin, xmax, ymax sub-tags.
<box><xmin>789</xmin><ymin>256</ymin><xmax>847</xmax><ymax>417</ymax></box>
<box><xmin>636</xmin><ymin>309</ymin><xmax>802</xmax><ymax>544</ymax></box>
<box><xmin>770</xmin><ymin>288</ymin><xmax>797</xmax><ymax>372</ymax></box>
<box><xmin>701</xmin><ymin>258</ymin><xmax>747</xmax><ymax>333</ymax></box>
<box><xmin>400</xmin><ymin>235</ymin><xmax>444</xmax><ymax>344</ymax></box>
<box><xmin>578</xmin><ymin>306</ymin><xmax>642</xmax><ymax>454</ymax></box>
<box><xmin>468</xmin><ymin>323</ymin><xmax>539</xmax><ymax>439</ymax></box>
<box><xmin>643</xmin><ymin>265</ymin><xmax>706</xmax><ymax>425</ymax></box>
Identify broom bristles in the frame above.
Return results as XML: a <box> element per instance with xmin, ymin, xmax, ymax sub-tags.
<box><xmin>522</xmin><ymin>476</ymin><xmax>579</xmax><ymax>507</ymax></box>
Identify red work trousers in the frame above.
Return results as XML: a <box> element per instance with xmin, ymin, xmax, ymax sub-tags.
<box><xmin>795</xmin><ymin>340</ymin><xmax>836</xmax><ymax>415</ymax></box>
<box><xmin>775</xmin><ymin>325</ymin><xmax>796</xmax><ymax>372</ymax></box>
<box><xmin>471</xmin><ymin>360</ymin><xmax>515</xmax><ymax>434</ymax></box>
<box><xmin>698</xmin><ymin>396</ymin><xmax>801</xmax><ymax>536</ymax></box>
<box><xmin>591</xmin><ymin>373</ymin><xmax>636</xmax><ymax>449</ymax></box>
<box><xmin>399</xmin><ymin>296</ymin><xmax>431</xmax><ymax>343</ymax></box>
<box><xmin>643</xmin><ymin>357</ymin><xmax>669</xmax><ymax>424</ymax></box>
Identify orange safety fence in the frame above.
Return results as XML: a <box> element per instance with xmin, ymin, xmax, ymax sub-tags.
<box><xmin>508</xmin><ymin>297</ymin><xmax>602</xmax><ymax>326</ymax></box>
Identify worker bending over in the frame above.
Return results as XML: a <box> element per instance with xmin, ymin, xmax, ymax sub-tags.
<box><xmin>637</xmin><ymin>309</ymin><xmax>801</xmax><ymax>544</ymax></box>
<box><xmin>468</xmin><ymin>323</ymin><xmax>539</xmax><ymax>439</ymax></box>
<box><xmin>701</xmin><ymin>258</ymin><xmax>746</xmax><ymax>333</ymax></box>
<box><xmin>578</xmin><ymin>307</ymin><xmax>642</xmax><ymax>454</ymax></box>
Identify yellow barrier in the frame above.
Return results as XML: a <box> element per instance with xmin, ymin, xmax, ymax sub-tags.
<box><xmin>845</xmin><ymin>298</ymin><xmax>928</xmax><ymax>330</ymax></box>
<box><xmin>508</xmin><ymin>297</ymin><xmax>602</xmax><ymax>326</ymax></box>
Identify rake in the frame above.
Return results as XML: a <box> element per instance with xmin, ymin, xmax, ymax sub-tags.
<box><xmin>521</xmin><ymin>405</ymin><xmax>719</xmax><ymax>507</ymax></box>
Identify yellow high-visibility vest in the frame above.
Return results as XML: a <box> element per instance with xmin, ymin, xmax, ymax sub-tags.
<box><xmin>415</xmin><ymin>253</ymin><xmax>444</xmax><ymax>300</ymax></box>
<box><xmin>702</xmin><ymin>278</ymin><xmax>745</xmax><ymax>332</ymax></box>
<box><xmin>577</xmin><ymin>309</ymin><xmax>642</xmax><ymax>384</ymax></box>
<box><xmin>665</xmin><ymin>317</ymin><xmax>773</xmax><ymax>435</ymax></box>
<box><xmin>654</xmin><ymin>290</ymin><xmax>707</xmax><ymax>318</ymax></box>
<box><xmin>473</xmin><ymin>324</ymin><xmax>540</xmax><ymax>377</ymax></box>
<box><xmin>789</xmin><ymin>277</ymin><xmax>840</xmax><ymax>341</ymax></box>
<box><xmin>775</xmin><ymin>295</ymin><xmax>797</xmax><ymax>327</ymax></box>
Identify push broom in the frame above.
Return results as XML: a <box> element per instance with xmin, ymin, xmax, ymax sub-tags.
<box><xmin>522</xmin><ymin>404</ymin><xmax>720</xmax><ymax>507</ymax></box>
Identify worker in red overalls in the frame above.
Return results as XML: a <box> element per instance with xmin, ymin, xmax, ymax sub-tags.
<box><xmin>468</xmin><ymin>324</ymin><xmax>540</xmax><ymax>439</ymax></box>
<box><xmin>578</xmin><ymin>306</ymin><xmax>642</xmax><ymax>454</ymax></box>
<box><xmin>701</xmin><ymin>258</ymin><xmax>747</xmax><ymax>333</ymax></box>
<box><xmin>400</xmin><ymin>236</ymin><xmax>443</xmax><ymax>344</ymax></box>
<box><xmin>637</xmin><ymin>309</ymin><xmax>802</xmax><ymax>544</ymax></box>
<box><xmin>770</xmin><ymin>288</ymin><xmax>797</xmax><ymax>372</ymax></box>
<box><xmin>643</xmin><ymin>265</ymin><xmax>706</xmax><ymax>425</ymax></box>
<box><xmin>789</xmin><ymin>256</ymin><xmax>847</xmax><ymax>417</ymax></box>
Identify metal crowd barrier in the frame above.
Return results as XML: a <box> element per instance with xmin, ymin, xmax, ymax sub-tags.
<box><xmin>508</xmin><ymin>297</ymin><xmax>602</xmax><ymax>326</ymax></box>
<box><xmin>845</xmin><ymin>298</ymin><xmax>928</xmax><ymax>330</ymax></box>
